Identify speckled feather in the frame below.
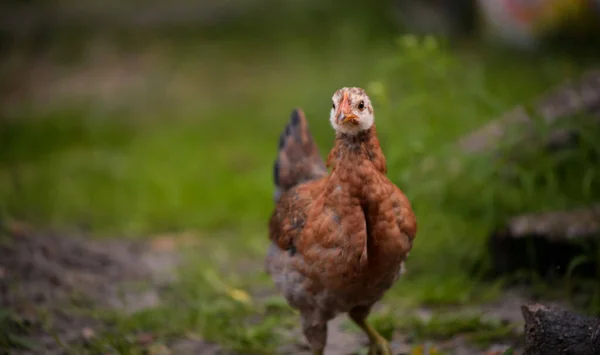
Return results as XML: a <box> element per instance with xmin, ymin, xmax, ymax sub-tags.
<box><xmin>266</xmin><ymin>88</ymin><xmax>417</xmax><ymax>352</ymax></box>
<box><xmin>272</xmin><ymin>108</ymin><xmax>327</xmax><ymax>202</ymax></box>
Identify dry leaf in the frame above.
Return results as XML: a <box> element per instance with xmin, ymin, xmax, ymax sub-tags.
<box><xmin>411</xmin><ymin>344</ymin><xmax>439</xmax><ymax>355</ymax></box>
<box><xmin>150</xmin><ymin>237</ymin><xmax>177</xmax><ymax>252</ymax></box>
<box><xmin>149</xmin><ymin>231</ymin><xmax>199</xmax><ymax>252</ymax></box>
<box><xmin>226</xmin><ymin>287</ymin><xmax>251</xmax><ymax>305</ymax></box>
<box><xmin>411</xmin><ymin>345</ymin><xmax>424</xmax><ymax>355</ymax></box>
<box><xmin>5</xmin><ymin>220</ymin><xmax>32</xmax><ymax>238</ymax></box>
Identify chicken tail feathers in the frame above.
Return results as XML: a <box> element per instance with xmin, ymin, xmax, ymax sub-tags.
<box><xmin>273</xmin><ymin>108</ymin><xmax>327</xmax><ymax>202</ymax></box>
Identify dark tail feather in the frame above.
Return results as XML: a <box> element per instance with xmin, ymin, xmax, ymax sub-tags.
<box><xmin>273</xmin><ymin>108</ymin><xmax>327</xmax><ymax>201</ymax></box>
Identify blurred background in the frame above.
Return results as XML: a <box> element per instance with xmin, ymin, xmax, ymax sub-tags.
<box><xmin>1</xmin><ymin>0</ymin><xmax>600</xmax><ymax>354</ymax></box>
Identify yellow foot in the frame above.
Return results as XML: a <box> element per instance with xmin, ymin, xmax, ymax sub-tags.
<box><xmin>367</xmin><ymin>338</ymin><xmax>392</xmax><ymax>355</ymax></box>
<box><xmin>312</xmin><ymin>350</ymin><xmax>324</xmax><ymax>355</ymax></box>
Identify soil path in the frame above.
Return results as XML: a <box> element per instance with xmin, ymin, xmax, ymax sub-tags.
<box><xmin>1</xmin><ymin>230</ymin><xmax>533</xmax><ymax>355</ymax></box>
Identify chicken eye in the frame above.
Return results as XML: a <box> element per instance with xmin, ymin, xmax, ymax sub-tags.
<box><xmin>358</xmin><ymin>100</ymin><xmax>365</xmax><ymax>110</ymax></box>
<box><xmin>332</xmin><ymin>102</ymin><xmax>335</xmax><ymax>109</ymax></box>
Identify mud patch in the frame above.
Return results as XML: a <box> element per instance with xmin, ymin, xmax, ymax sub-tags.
<box><xmin>0</xmin><ymin>230</ymin><xmax>180</xmax><ymax>354</ymax></box>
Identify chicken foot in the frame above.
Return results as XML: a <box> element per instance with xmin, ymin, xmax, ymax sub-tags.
<box><xmin>301</xmin><ymin>312</ymin><xmax>327</xmax><ymax>355</ymax></box>
<box><xmin>349</xmin><ymin>306</ymin><xmax>392</xmax><ymax>355</ymax></box>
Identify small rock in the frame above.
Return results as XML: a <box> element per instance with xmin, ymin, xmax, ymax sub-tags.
<box><xmin>414</xmin><ymin>308</ymin><xmax>433</xmax><ymax>323</ymax></box>
<box><xmin>390</xmin><ymin>339</ymin><xmax>411</xmax><ymax>355</ymax></box>
<box><xmin>81</xmin><ymin>327</ymin><xmax>95</xmax><ymax>341</ymax></box>
<box><xmin>49</xmin><ymin>273</ymin><xmax>62</xmax><ymax>286</ymax></box>
<box><xmin>170</xmin><ymin>338</ymin><xmax>222</xmax><ymax>355</ymax></box>
<box><xmin>484</xmin><ymin>345</ymin><xmax>515</xmax><ymax>355</ymax></box>
<box><xmin>150</xmin><ymin>237</ymin><xmax>177</xmax><ymax>253</ymax></box>
<box><xmin>147</xmin><ymin>344</ymin><xmax>171</xmax><ymax>355</ymax></box>
<box><xmin>136</xmin><ymin>332</ymin><xmax>154</xmax><ymax>346</ymax></box>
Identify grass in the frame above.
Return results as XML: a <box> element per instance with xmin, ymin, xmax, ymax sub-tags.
<box><xmin>58</xmin><ymin>235</ymin><xmax>296</xmax><ymax>354</ymax></box>
<box><xmin>2</xmin><ymin>5</ymin><xmax>600</xmax><ymax>352</ymax></box>
<box><xmin>392</xmin><ymin>312</ymin><xmax>518</xmax><ymax>348</ymax></box>
<box><xmin>0</xmin><ymin>309</ymin><xmax>41</xmax><ymax>352</ymax></box>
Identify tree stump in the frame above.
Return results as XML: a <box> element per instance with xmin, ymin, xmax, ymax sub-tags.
<box><xmin>522</xmin><ymin>303</ymin><xmax>600</xmax><ymax>355</ymax></box>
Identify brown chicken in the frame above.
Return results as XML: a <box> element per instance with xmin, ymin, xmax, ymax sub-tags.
<box><xmin>265</xmin><ymin>87</ymin><xmax>417</xmax><ymax>355</ymax></box>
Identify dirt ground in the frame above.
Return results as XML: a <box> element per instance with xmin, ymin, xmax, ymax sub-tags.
<box><xmin>0</xmin><ymin>228</ymin><xmax>224</xmax><ymax>355</ymax></box>
<box><xmin>0</xmin><ymin>227</ymin><xmax>551</xmax><ymax>355</ymax></box>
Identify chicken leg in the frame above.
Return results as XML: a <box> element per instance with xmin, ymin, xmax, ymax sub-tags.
<box><xmin>301</xmin><ymin>312</ymin><xmax>327</xmax><ymax>355</ymax></box>
<box><xmin>349</xmin><ymin>306</ymin><xmax>392</xmax><ymax>355</ymax></box>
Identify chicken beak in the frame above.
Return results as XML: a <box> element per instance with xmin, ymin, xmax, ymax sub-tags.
<box><xmin>336</xmin><ymin>92</ymin><xmax>358</xmax><ymax>125</ymax></box>
<box><xmin>337</xmin><ymin>112</ymin><xmax>358</xmax><ymax>124</ymax></box>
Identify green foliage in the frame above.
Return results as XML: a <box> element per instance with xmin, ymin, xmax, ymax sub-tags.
<box><xmin>368</xmin><ymin>35</ymin><xmax>600</xmax><ymax>306</ymax></box>
<box><xmin>0</xmin><ymin>309</ymin><xmax>40</xmax><ymax>351</ymax></box>
<box><xmin>397</xmin><ymin>312</ymin><xmax>517</xmax><ymax>348</ymax></box>
<box><xmin>1</xmin><ymin>10</ymin><xmax>600</xmax><ymax>352</ymax></box>
<box><xmin>369</xmin><ymin>308</ymin><xmax>397</xmax><ymax>340</ymax></box>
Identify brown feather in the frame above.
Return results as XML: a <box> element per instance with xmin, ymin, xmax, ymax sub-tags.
<box><xmin>273</xmin><ymin>108</ymin><xmax>327</xmax><ymax>201</ymax></box>
<box><xmin>266</xmin><ymin>96</ymin><xmax>417</xmax><ymax>353</ymax></box>
<box><xmin>268</xmin><ymin>123</ymin><xmax>416</xmax><ymax>298</ymax></box>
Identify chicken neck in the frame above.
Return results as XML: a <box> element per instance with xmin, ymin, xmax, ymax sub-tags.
<box><xmin>328</xmin><ymin>125</ymin><xmax>389</xmax><ymax>251</ymax></box>
<box><xmin>327</xmin><ymin>125</ymin><xmax>386</xmax><ymax>175</ymax></box>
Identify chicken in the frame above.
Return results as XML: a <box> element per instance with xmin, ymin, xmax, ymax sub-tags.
<box><xmin>265</xmin><ymin>87</ymin><xmax>417</xmax><ymax>355</ymax></box>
